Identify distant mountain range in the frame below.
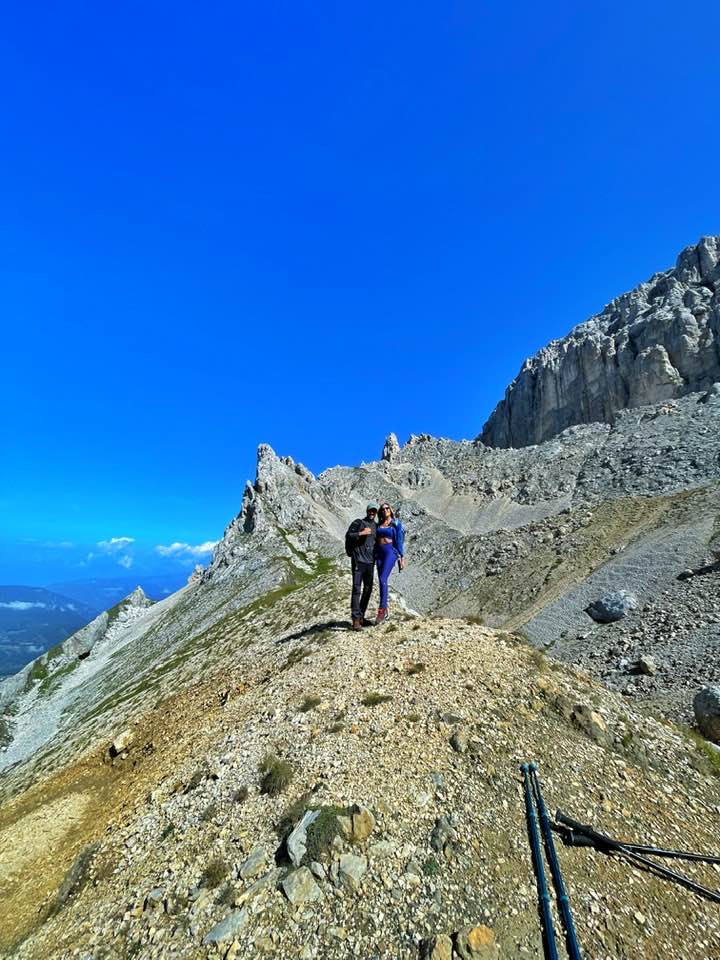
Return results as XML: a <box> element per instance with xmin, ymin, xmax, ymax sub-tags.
<box><xmin>0</xmin><ymin>586</ymin><xmax>99</xmax><ymax>677</ymax></box>
<box><xmin>0</xmin><ymin>575</ymin><xmax>188</xmax><ymax>677</ymax></box>
<box><xmin>46</xmin><ymin>574</ymin><xmax>187</xmax><ymax>611</ymax></box>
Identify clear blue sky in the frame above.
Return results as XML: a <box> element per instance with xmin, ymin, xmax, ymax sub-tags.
<box><xmin>1</xmin><ymin>1</ymin><xmax>719</xmax><ymax>584</ymax></box>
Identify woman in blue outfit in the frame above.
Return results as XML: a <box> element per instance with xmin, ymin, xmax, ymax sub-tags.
<box><xmin>374</xmin><ymin>502</ymin><xmax>405</xmax><ymax>623</ymax></box>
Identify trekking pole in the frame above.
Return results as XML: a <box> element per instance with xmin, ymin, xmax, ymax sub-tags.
<box><xmin>556</xmin><ymin>811</ymin><xmax>720</xmax><ymax>904</ymax></box>
<box><xmin>521</xmin><ymin>764</ymin><xmax>559</xmax><ymax>960</ymax></box>
<box><xmin>558</xmin><ymin>829</ymin><xmax>720</xmax><ymax>865</ymax></box>
<box><xmin>530</xmin><ymin>764</ymin><xmax>582</xmax><ymax>960</ymax></box>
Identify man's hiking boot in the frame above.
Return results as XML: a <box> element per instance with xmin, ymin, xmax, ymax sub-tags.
<box><xmin>351</xmin><ymin>618</ymin><xmax>362</xmax><ymax>631</ymax></box>
<box><xmin>375</xmin><ymin>607</ymin><xmax>388</xmax><ymax>625</ymax></box>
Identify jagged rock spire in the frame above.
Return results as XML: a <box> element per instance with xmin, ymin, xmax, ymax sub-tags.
<box><xmin>381</xmin><ymin>433</ymin><xmax>401</xmax><ymax>462</ymax></box>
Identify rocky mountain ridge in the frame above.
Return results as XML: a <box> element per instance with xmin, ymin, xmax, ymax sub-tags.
<box><xmin>480</xmin><ymin>236</ymin><xmax>720</xmax><ymax>448</ymax></box>
<box><xmin>0</xmin><ymin>586</ymin><xmax>99</xmax><ymax>678</ymax></box>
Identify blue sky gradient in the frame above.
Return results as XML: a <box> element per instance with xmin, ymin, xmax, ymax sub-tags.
<box><xmin>1</xmin><ymin>1</ymin><xmax>719</xmax><ymax>584</ymax></box>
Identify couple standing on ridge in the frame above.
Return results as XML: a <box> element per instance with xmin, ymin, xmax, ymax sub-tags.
<box><xmin>345</xmin><ymin>501</ymin><xmax>405</xmax><ymax>630</ymax></box>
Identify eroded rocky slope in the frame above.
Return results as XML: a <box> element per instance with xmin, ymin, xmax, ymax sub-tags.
<box><xmin>2</xmin><ymin>579</ymin><xmax>720</xmax><ymax>960</ymax></box>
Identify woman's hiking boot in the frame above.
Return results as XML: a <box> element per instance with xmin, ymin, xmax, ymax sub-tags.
<box><xmin>375</xmin><ymin>607</ymin><xmax>388</xmax><ymax>625</ymax></box>
<box><xmin>351</xmin><ymin>618</ymin><xmax>362</xmax><ymax>631</ymax></box>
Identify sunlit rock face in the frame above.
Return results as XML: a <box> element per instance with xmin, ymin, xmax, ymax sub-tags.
<box><xmin>480</xmin><ymin>236</ymin><xmax>720</xmax><ymax>449</ymax></box>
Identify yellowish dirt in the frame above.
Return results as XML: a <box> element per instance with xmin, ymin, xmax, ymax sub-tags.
<box><xmin>0</xmin><ymin>671</ymin><xmax>235</xmax><ymax>953</ymax></box>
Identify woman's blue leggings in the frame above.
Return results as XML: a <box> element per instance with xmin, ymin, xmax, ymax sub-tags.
<box><xmin>376</xmin><ymin>544</ymin><xmax>398</xmax><ymax>608</ymax></box>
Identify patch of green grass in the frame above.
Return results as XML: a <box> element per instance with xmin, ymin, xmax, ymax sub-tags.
<box><xmin>46</xmin><ymin>642</ymin><xmax>65</xmax><ymax>660</ymax></box>
<box><xmin>106</xmin><ymin>598</ymin><xmax>127</xmax><ymax>628</ymax></box>
<box><xmin>38</xmin><ymin>659</ymin><xmax>79</xmax><ymax>697</ymax></box>
<box><xmin>259</xmin><ymin>753</ymin><xmax>294</xmax><ymax>796</ymax></box>
<box><xmin>404</xmin><ymin>713</ymin><xmax>421</xmax><ymax>723</ymax></box>
<box><xmin>361</xmin><ymin>692</ymin><xmax>393</xmax><ymax>707</ymax></box>
<box><xmin>406</xmin><ymin>662</ymin><xmax>426</xmax><ymax>676</ymax></box>
<box><xmin>422</xmin><ymin>855</ymin><xmax>440</xmax><ymax>877</ymax></box>
<box><xmin>298</xmin><ymin>695</ymin><xmax>322</xmax><ymax>713</ymax></box>
<box><xmin>160</xmin><ymin>824</ymin><xmax>175</xmax><ymax>841</ymax></box>
<box><xmin>278</xmin><ymin>799</ymin><xmax>351</xmax><ymax>863</ymax></box>
<box><xmin>685</xmin><ymin>728</ymin><xmax>720</xmax><ymax>777</ymax></box>
<box><xmin>201</xmin><ymin>857</ymin><xmax>229</xmax><ymax>888</ymax></box>
<box><xmin>304</xmin><ymin>805</ymin><xmax>350</xmax><ymax>863</ymax></box>
<box><xmin>23</xmin><ymin>658</ymin><xmax>49</xmax><ymax>691</ymax></box>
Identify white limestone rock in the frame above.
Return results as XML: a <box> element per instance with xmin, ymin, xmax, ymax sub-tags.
<box><xmin>481</xmin><ymin>236</ymin><xmax>720</xmax><ymax>448</ymax></box>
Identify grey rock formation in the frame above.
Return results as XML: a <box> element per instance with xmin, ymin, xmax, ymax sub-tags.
<box><xmin>281</xmin><ymin>867</ymin><xmax>321</xmax><ymax>905</ymax></box>
<box><xmin>381</xmin><ymin>432</ymin><xmax>401</xmax><ymax>462</ymax></box>
<box><xmin>202</xmin><ymin>909</ymin><xmax>249</xmax><ymax>945</ymax></box>
<box><xmin>481</xmin><ymin>237</ymin><xmax>720</xmax><ymax>448</ymax></box>
<box><xmin>337</xmin><ymin>852</ymin><xmax>367</xmax><ymax>890</ymax></box>
<box><xmin>693</xmin><ymin>686</ymin><xmax>720</xmax><ymax>743</ymax></box>
<box><xmin>586</xmin><ymin>590</ymin><xmax>638</xmax><ymax>624</ymax></box>
<box><xmin>287</xmin><ymin>810</ymin><xmax>320</xmax><ymax>867</ymax></box>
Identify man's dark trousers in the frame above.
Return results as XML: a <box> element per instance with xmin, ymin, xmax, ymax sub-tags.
<box><xmin>351</xmin><ymin>559</ymin><xmax>374</xmax><ymax>621</ymax></box>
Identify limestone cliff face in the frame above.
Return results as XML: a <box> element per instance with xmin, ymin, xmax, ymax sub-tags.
<box><xmin>480</xmin><ymin>236</ymin><xmax>720</xmax><ymax>448</ymax></box>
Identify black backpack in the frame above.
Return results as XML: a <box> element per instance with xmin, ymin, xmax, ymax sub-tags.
<box><xmin>345</xmin><ymin>519</ymin><xmax>362</xmax><ymax>557</ymax></box>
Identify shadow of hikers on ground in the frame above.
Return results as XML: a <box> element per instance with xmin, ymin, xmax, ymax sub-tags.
<box><xmin>276</xmin><ymin>620</ymin><xmax>349</xmax><ymax>645</ymax></box>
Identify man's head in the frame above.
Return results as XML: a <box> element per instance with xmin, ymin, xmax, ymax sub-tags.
<box><xmin>366</xmin><ymin>501</ymin><xmax>379</xmax><ymax>520</ymax></box>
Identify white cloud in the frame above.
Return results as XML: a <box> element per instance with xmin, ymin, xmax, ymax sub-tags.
<box><xmin>0</xmin><ymin>600</ymin><xmax>48</xmax><ymax>610</ymax></box>
<box><xmin>97</xmin><ymin>536</ymin><xmax>135</xmax><ymax>552</ymax></box>
<box><xmin>155</xmin><ymin>540</ymin><xmax>217</xmax><ymax>558</ymax></box>
<box><xmin>118</xmin><ymin>555</ymin><xmax>133</xmax><ymax>569</ymax></box>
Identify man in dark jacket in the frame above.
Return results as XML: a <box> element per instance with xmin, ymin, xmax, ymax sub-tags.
<box><xmin>346</xmin><ymin>502</ymin><xmax>378</xmax><ymax>630</ymax></box>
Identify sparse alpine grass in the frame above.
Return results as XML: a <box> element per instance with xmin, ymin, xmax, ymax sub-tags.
<box><xmin>406</xmin><ymin>662</ymin><xmax>426</xmax><ymax>676</ymax></box>
<box><xmin>201</xmin><ymin>857</ymin><xmax>229</xmax><ymax>888</ymax></box>
<box><xmin>684</xmin><ymin>728</ymin><xmax>720</xmax><ymax>777</ymax></box>
<box><xmin>361</xmin><ymin>692</ymin><xmax>393</xmax><ymax>707</ymax></box>
<box><xmin>259</xmin><ymin>753</ymin><xmax>294</xmax><ymax>795</ymax></box>
<box><xmin>298</xmin><ymin>694</ymin><xmax>322</xmax><ymax>713</ymax></box>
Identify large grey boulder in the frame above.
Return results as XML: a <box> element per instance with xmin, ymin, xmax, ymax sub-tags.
<box><xmin>693</xmin><ymin>686</ymin><xmax>720</xmax><ymax>744</ymax></box>
<box><xmin>480</xmin><ymin>236</ymin><xmax>720</xmax><ymax>448</ymax></box>
<box><xmin>281</xmin><ymin>867</ymin><xmax>321</xmax><ymax>905</ymax></box>
<box><xmin>586</xmin><ymin>590</ymin><xmax>638</xmax><ymax>624</ymax></box>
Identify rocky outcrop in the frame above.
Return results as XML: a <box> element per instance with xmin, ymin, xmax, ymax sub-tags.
<box><xmin>381</xmin><ymin>433</ymin><xmax>401</xmax><ymax>462</ymax></box>
<box><xmin>694</xmin><ymin>686</ymin><xmax>720</xmax><ymax>744</ymax></box>
<box><xmin>480</xmin><ymin>236</ymin><xmax>720</xmax><ymax>448</ymax></box>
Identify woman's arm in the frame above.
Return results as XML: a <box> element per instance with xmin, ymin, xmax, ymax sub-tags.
<box><xmin>395</xmin><ymin>520</ymin><xmax>405</xmax><ymax>557</ymax></box>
